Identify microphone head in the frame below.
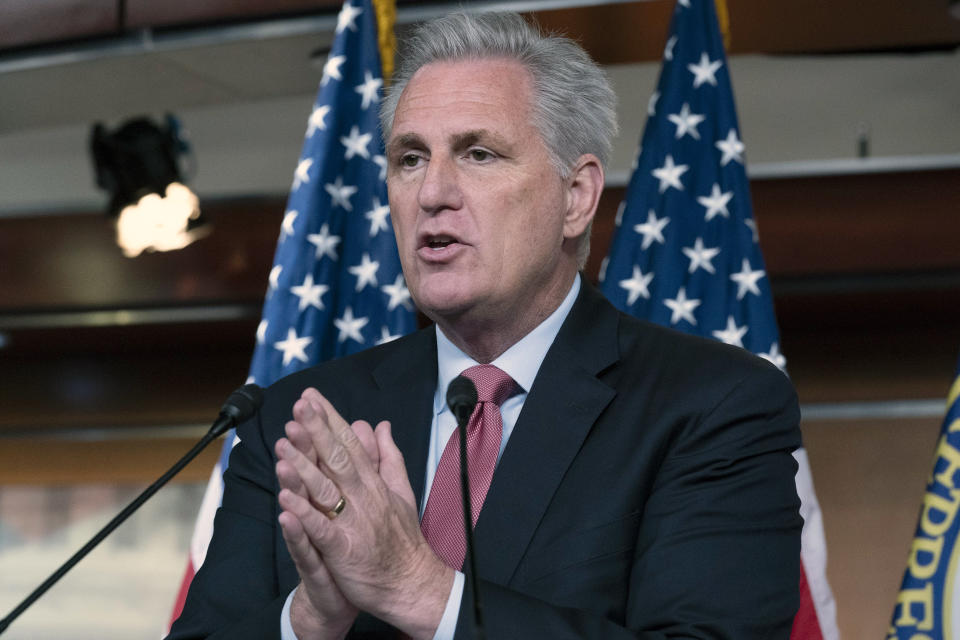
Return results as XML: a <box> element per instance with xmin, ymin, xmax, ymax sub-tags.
<box><xmin>446</xmin><ymin>376</ymin><xmax>478</xmax><ymax>423</ymax></box>
<box><xmin>220</xmin><ymin>383</ymin><xmax>264</xmax><ymax>423</ymax></box>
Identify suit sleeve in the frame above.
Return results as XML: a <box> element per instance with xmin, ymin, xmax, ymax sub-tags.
<box><xmin>166</xmin><ymin>409</ymin><xmax>289</xmax><ymax>640</ymax></box>
<box><xmin>456</xmin><ymin>361</ymin><xmax>803</xmax><ymax>639</ymax></box>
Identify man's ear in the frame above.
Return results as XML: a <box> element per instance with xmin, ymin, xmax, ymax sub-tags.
<box><xmin>563</xmin><ymin>154</ymin><xmax>605</xmax><ymax>240</ymax></box>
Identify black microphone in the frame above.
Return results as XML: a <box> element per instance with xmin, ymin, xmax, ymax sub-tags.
<box><xmin>446</xmin><ymin>376</ymin><xmax>485</xmax><ymax>640</ymax></box>
<box><xmin>0</xmin><ymin>383</ymin><xmax>264</xmax><ymax>636</ymax></box>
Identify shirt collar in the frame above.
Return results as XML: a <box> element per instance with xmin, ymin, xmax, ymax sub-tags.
<box><xmin>434</xmin><ymin>273</ymin><xmax>581</xmax><ymax>414</ymax></box>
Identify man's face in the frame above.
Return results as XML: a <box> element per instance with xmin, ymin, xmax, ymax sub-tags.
<box><xmin>386</xmin><ymin>59</ymin><xmax>576</xmax><ymax>331</ymax></box>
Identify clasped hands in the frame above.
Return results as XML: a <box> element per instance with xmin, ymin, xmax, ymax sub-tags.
<box><xmin>274</xmin><ymin>388</ymin><xmax>454</xmax><ymax>640</ymax></box>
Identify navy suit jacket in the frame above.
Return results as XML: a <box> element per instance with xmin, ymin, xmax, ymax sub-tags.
<box><xmin>168</xmin><ymin>281</ymin><xmax>802</xmax><ymax>639</ymax></box>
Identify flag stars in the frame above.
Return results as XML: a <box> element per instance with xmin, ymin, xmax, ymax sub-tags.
<box><xmin>712</xmin><ymin>316</ymin><xmax>748</xmax><ymax>348</ymax></box>
<box><xmin>293</xmin><ymin>158</ymin><xmax>313</xmax><ymax>190</ymax></box>
<box><xmin>306</xmin><ymin>104</ymin><xmax>330</xmax><ymax>137</ymax></box>
<box><xmin>619</xmin><ymin>265</ymin><xmax>654</xmax><ymax>306</ymax></box>
<box><xmin>307</xmin><ymin>223</ymin><xmax>341</xmax><ymax>261</ymax></box>
<box><xmin>688</xmin><ymin>52</ymin><xmax>723</xmax><ymax>88</ymax></box>
<box><xmin>716</xmin><ymin>129</ymin><xmax>745</xmax><ymax>166</ymax></box>
<box><xmin>652</xmin><ymin>155</ymin><xmax>689</xmax><ymax>193</ymax></box>
<box><xmin>365</xmin><ymin>198</ymin><xmax>391</xmax><ymax>236</ymax></box>
<box><xmin>336</xmin><ymin>2</ymin><xmax>363</xmax><ymax>33</ymax></box>
<box><xmin>341</xmin><ymin>126</ymin><xmax>372</xmax><ymax>161</ymax></box>
<box><xmin>376</xmin><ymin>326</ymin><xmax>401</xmax><ymax>345</ymax></box>
<box><xmin>664</xmin><ymin>35</ymin><xmax>678</xmax><ymax>61</ymax></box>
<box><xmin>290</xmin><ymin>273</ymin><xmax>329</xmax><ymax>311</ymax></box>
<box><xmin>633</xmin><ymin>210</ymin><xmax>670</xmax><ymax>250</ymax></box>
<box><xmin>668</xmin><ymin>103</ymin><xmax>706</xmax><ymax>140</ymax></box>
<box><xmin>281</xmin><ymin>210</ymin><xmax>298</xmax><ymax>241</ymax></box>
<box><xmin>373</xmin><ymin>155</ymin><xmax>388</xmax><ymax>181</ymax></box>
<box><xmin>382</xmin><ymin>274</ymin><xmax>412</xmax><ymax>311</ymax></box>
<box><xmin>615</xmin><ymin>201</ymin><xmax>626</xmax><ymax>227</ymax></box>
<box><xmin>335</xmin><ymin>307</ymin><xmax>369</xmax><ymax>344</ymax></box>
<box><xmin>274</xmin><ymin>327</ymin><xmax>313</xmax><ymax>367</ymax></box>
<box><xmin>269</xmin><ymin>265</ymin><xmax>283</xmax><ymax>291</ymax></box>
<box><xmin>322</xmin><ymin>55</ymin><xmax>346</xmax><ymax>86</ymax></box>
<box><xmin>744</xmin><ymin>218</ymin><xmax>759</xmax><ymax>242</ymax></box>
<box><xmin>647</xmin><ymin>91</ymin><xmax>660</xmax><ymax>117</ymax></box>
<box><xmin>325</xmin><ymin>176</ymin><xmax>358</xmax><ymax>211</ymax></box>
<box><xmin>349</xmin><ymin>253</ymin><xmax>380</xmax><ymax>291</ymax></box>
<box><xmin>759</xmin><ymin>342</ymin><xmax>787</xmax><ymax>371</ymax></box>
<box><xmin>256</xmin><ymin>320</ymin><xmax>268</xmax><ymax>345</ymax></box>
<box><xmin>697</xmin><ymin>183</ymin><xmax>733</xmax><ymax>221</ymax></box>
<box><xmin>682</xmin><ymin>237</ymin><xmax>721</xmax><ymax>274</ymax></box>
<box><xmin>664</xmin><ymin>287</ymin><xmax>701</xmax><ymax>326</ymax></box>
<box><xmin>730</xmin><ymin>258</ymin><xmax>766</xmax><ymax>299</ymax></box>
<box><xmin>355</xmin><ymin>71</ymin><xmax>383</xmax><ymax>110</ymax></box>
<box><xmin>599</xmin><ymin>256</ymin><xmax>609</xmax><ymax>283</ymax></box>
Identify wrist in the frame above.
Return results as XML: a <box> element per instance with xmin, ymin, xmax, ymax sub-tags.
<box><xmin>290</xmin><ymin>584</ymin><xmax>355</xmax><ymax>640</ymax></box>
<box><xmin>382</xmin><ymin>546</ymin><xmax>455</xmax><ymax>640</ymax></box>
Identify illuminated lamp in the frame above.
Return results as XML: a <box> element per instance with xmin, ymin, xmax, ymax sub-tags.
<box><xmin>90</xmin><ymin>115</ymin><xmax>209</xmax><ymax>257</ymax></box>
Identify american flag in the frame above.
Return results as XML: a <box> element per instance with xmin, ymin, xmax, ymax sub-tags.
<box><xmin>599</xmin><ymin>1</ymin><xmax>838</xmax><ymax>637</ymax></box>
<box><xmin>169</xmin><ymin>0</ymin><xmax>412</xmax><ymax>624</ymax></box>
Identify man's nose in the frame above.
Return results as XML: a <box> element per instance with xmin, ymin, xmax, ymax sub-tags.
<box><xmin>417</xmin><ymin>155</ymin><xmax>462</xmax><ymax>214</ymax></box>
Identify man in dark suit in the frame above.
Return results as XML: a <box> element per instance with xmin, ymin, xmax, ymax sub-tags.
<box><xmin>168</xmin><ymin>11</ymin><xmax>801</xmax><ymax>640</ymax></box>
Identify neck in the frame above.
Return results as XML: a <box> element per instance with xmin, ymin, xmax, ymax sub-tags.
<box><xmin>435</xmin><ymin>270</ymin><xmax>577</xmax><ymax>364</ymax></box>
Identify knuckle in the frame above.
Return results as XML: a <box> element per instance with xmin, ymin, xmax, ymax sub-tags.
<box><xmin>325</xmin><ymin>444</ymin><xmax>352</xmax><ymax>473</ymax></box>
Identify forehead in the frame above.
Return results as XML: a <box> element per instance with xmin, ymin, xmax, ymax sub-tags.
<box><xmin>388</xmin><ymin>58</ymin><xmax>537</xmax><ymax>142</ymax></box>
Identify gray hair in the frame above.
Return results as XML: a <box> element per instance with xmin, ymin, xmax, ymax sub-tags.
<box><xmin>379</xmin><ymin>12</ymin><xmax>618</xmax><ymax>268</ymax></box>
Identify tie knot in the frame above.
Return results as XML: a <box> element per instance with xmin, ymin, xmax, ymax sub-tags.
<box><xmin>462</xmin><ymin>364</ymin><xmax>516</xmax><ymax>406</ymax></box>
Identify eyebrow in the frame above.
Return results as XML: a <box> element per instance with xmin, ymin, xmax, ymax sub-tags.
<box><xmin>385</xmin><ymin>133</ymin><xmax>424</xmax><ymax>158</ymax></box>
<box><xmin>386</xmin><ymin>129</ymin><xmax>509</xmax><ymax>157</ymax></box>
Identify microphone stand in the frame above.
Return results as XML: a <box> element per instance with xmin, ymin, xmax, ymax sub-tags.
<box><xmin>0</xmin><ymin>384</ymin><xmax>263</xmax><ymax>636</ymax></box>
<box><xmin>448</xmin><ymin>376</ymin><xmax>485</xmax><ymax>640</ymax></box>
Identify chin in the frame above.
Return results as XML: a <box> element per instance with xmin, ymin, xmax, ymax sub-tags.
<box><xmin>413</xmin><ymin>284</ymin><xmax>478</xmax><ymax>323</ymax></box>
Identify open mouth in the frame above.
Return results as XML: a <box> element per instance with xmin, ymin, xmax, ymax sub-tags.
<box><xmin>427</xmin><ymin>236</ymin><xmax>456</xmax><ymax>250</ymax></box>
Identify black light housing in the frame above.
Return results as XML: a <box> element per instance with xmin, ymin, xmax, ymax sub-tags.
<box><xmin>90</xmin><ymin>115</ymin><xmax>209</xmax><ymax>257</ymax></box>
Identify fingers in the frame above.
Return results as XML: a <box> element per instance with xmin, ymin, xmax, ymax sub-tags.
<box><xmin>294</xmin><ymin>389</ymin><xmax>374</xmax><ymax>487</ymax></box>
<box><xmin>276</xmin><ymin>437</ymin><xmax>343</xmax><ymax>513</ymax></box>
<box><xmin>278</xmin><ymin>487</ymin><xmax>342</xmax><ymax>551</ymax></box>
<box><xmin>278</xmin><ymin>504</ymin><xmax>324</xmax><ymax>576</ymax></box>
<box><xmin>351</xmin><ymin>420</ymin><xmax>380</xmax><ymax>470</ymax></box>
<box><xmin>284</xmin><ymin>418</ymin><xmax>319</xmax><ymax>465</ymax></box>
<box><xmin>375</xmin><ymin>421</ymin><xmax>417</xmax><ymax>509</ymax></box>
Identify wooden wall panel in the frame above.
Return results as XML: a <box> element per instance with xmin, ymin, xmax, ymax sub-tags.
<box><xmin>0</xmin><ymin>199</ymin><xmax>281</xmax><ymax>311</ymax></box>
<box><xmin>802</xmin><ymin>417</ymin><xmax>944</xmax><ymax>640</ymax></box>
<box><xmin>0</xmin><ymin>437</ymin><xmax>221</xmax><ymax>484</ymax></box>
<box><xmin>124</xmin><ymin>0</ymin><xmax>340</xmax><ymax>30</ymax></box>
<box><xmin>753</xmin><ymin>169</ymin><xmax>960</xmax><ymax>277</ymax></box>
<box><xmin>0</xmin><ymin>0</ymin><xmax>118</xmax><ymax>50</ymax></box>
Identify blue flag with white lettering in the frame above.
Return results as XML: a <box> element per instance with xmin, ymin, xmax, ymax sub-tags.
<box><xmin>889</xmin><ymin>354</ymin><xmax>960</xmax><ymax>639</ymax></box>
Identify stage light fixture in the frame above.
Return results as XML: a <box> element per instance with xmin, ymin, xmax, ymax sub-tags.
<box><xmin>90</xmin><ymin>115</ymin><xmax>209</xmax><ymax>257</ymax></box>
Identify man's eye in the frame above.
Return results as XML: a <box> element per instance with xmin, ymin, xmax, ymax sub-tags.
<box><xmin>468</xmin><ymin>149</ymin><xmax>494</xmax><ymax>162</ymax></box>
<box><xmin>399</xmin><ymin>154</ymin><xmax>421</xmax><ymax>168</ymax></box>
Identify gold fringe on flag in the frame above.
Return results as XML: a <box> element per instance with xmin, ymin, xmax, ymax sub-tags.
<box><xmin>714</xmin><ymin>0</ymin><xmax>731</xmax><ymax>51</ymax></box>
<box><xmin>372</xmin><ymin>0</ymin><xmax>397</xmax><ymax>84</ymax></box>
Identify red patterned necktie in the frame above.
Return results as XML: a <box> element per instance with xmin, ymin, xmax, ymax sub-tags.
<box><xmin>420</xmin><ymin>364</ymin><xmax>517</xmax><ymax>570</ymax></box>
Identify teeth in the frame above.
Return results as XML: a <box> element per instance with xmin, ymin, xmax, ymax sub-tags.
<box><xmin>428</xmin><ymin>236</ymin><xmax>454</xmax><ymax>249</ymax></box>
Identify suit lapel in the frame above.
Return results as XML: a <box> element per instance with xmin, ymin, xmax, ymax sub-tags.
<box><xmin>369</xmin><ymin>327</ymin><xmax>438</xmax><ymax>510</ymax></box>
<box><xmin>472</xmin><ymin>282</ymin><xmax>620</xmax><ymax>585</ymax></box>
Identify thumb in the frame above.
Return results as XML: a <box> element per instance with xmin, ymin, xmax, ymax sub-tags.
<box><xmin>374</xmin><ymin>421</ymin><xmax>416</xmax><ymax>509</ymax></box>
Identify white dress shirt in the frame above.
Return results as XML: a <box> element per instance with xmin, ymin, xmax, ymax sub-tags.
<box><xmin>281</xmin><ymin>275</ymin><xmax>581</xmax><ymax>639</ymax></box>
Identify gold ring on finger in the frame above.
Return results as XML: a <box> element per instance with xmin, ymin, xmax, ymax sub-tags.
<box><xmin>329</xmin><ymin>496</ymin><xmax>346</xmax><ymax>519</ymax></box>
